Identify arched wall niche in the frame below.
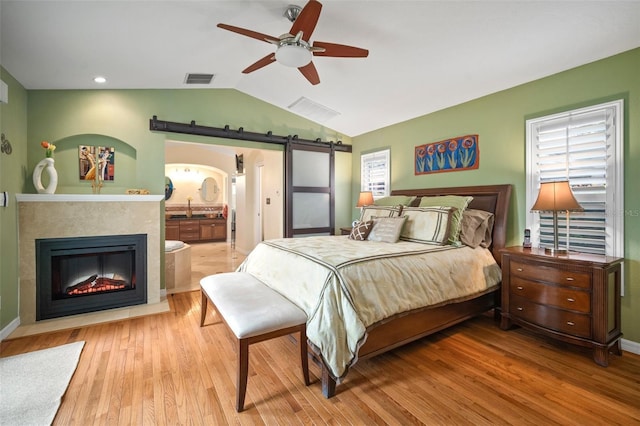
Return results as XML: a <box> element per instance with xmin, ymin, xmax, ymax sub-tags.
<box><xmin>48</xmin><ymin>134</ymin><xmax>138</xmax><ymax>194</ymax></box>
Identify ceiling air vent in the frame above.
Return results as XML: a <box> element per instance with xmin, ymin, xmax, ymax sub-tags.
<box><xmin>184</xmin><ymin>73</ymin><xmax>215</xmax><ymax>85</ymax></box>
<box><xmin>288</xmin><ymin>97</ymin><xmax>340</xmax><ymax>123</ymax></box>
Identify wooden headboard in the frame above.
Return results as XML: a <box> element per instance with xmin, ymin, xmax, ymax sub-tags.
<box><xmin>391</xmin><ymin>184</ymin><xmax>512</xmax><ymax>262</ymax></box>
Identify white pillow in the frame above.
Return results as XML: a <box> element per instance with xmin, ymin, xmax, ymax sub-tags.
<box><xmin>399</xmin><ymin>207</ymin><xmax>453</xmax><ymax>245</ymax></box>
<box><xmin>359</xmin><ymin>205</ymin><xmax>403</xmax><ymax>222</ymax></box>
<box><xmin>419</xmin><ymin>195</ymin><xmax>473</xmax><ymax>245</ymax></box>
<box><xmin>367</xmin><ymin>216</ymin><xmax>408</xmax><ymax>243</ymax></box>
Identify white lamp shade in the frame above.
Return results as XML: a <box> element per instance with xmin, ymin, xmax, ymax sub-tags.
<box><xmin>275</xmin><ymin>45</ymin><xmax>312</xmax><ymax>68</ymax></box>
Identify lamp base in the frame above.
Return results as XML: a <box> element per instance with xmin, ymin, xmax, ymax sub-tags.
<box><xmin>544</xmin><ymin>247</ymin><xmax>568</xmax><ymax>255</ymax></box>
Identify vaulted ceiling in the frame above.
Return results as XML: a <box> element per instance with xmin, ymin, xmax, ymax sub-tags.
<box><xmin>2</xmin><ymin>1</ymin><xmax>639</xmax><ymax>137</ymax></box>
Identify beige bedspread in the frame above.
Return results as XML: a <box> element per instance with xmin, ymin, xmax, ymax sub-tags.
<box><xmin>238</xmin><ymin>236</ymin><xmax>501</xmax><ymax>380</ymax></box>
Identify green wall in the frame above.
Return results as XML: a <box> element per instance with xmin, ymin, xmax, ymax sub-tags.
<box><xmin>352</xmin><ymin>47</ymin><xmax>640</xmax><ymax>343</ymax></box>
<box><xmin>0</xmin><ymin>85</ymin><xmax>353</xmax><ymax>332</ymax></box>
<box><xmin>25</xmin><ymin>89</ymin><xmax>350</xmax><ymax>193</ymax></box>
<box><xmin>0</xmin><ymin>68</ymin><xmax>28</xmax><ymax>330</ymax></box>
<box><xmin>2</xmin><ymin>48</ymin><xmax>639</xmax><ymax>346</ymax></box>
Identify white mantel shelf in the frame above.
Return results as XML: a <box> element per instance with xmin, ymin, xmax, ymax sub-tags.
<box><xmin>16</xmin><ymin>194</ymin><xmax>164</xmax><ymax>202</ymax></box>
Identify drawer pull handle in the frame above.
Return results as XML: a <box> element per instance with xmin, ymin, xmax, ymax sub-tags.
<box><xmin>566</xmin><ymin>277</ymin><xmax>575</xmax><ymax>281</ymax></box>
<box><xmin>516</xmin><ymin>286</ymin><xmax>524</xmax><ymax>291</ymax></box>
<box><xmin>567</xmin><ymin>321</ymin><xmax>575</xmax><ymax>326</ymax></box>
<box><xmin>567</xmin><ymin>298</ymin><xmax>575</xmax><ymax>302</ymax></box>
<box><xmin>516</xmin><ymin>268</ymin><xmax>523</xmax><ymax>272</ymax></box>
<box><xmin>516</xmin><ymin>307</ymin><xmax>523</xmax><ymax>311</ymax></box>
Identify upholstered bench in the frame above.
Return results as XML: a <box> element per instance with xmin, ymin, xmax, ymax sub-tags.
<box><xmin>199</xmin><ymin>272</ymin><xmax>310</xmax><ymax>412</ymax></box>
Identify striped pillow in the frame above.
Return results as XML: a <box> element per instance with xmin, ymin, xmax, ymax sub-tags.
<box><xmin>359</xmin><ymin>205</ymin><xmax>403</xmax><ymax>222</ymax></box>
<box><xmin>418</xmin><ymin>195</ymin><xmax>473</xmax><ymax>245</ymax></box>
<box><xmin>399</xmin><ymin>206</ymin><xmax>453</xmax><ymax>245</ymax></box>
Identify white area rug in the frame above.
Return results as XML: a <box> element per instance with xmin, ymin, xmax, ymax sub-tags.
<box><xmin>0</xmin><ymin>341</ymin><xmax>84</xmax><ymax>426</ymax></box>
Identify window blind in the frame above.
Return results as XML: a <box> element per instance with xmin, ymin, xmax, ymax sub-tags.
<box><xmin>527</xmin><ymin>100</ymin><xmax>623</xmax><ymax>257</ymax></box>
<box><xmin>361</xmin><ymin>149</ymin><xmax>390</xmax><ymax>198</ymax></box>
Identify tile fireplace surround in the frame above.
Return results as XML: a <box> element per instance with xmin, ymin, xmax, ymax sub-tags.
<box><xmin>16</xmin><ymin>194</ymin><xmax>165</xmax><ymax>329</ymax></box>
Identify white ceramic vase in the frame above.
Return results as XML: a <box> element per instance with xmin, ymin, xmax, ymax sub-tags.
<box><xmin>33</xmin><ymin>157</ymin><xmax>58</xmax><ymax>194</ymax></box>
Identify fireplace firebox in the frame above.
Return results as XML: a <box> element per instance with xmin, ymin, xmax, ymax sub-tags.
<box><xmin>36</xmin><ymin>234</ymin><xmax>147</xmax><ymax>320</ymax></box>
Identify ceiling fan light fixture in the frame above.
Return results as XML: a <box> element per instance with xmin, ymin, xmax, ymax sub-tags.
<box><xmin>275</xmin><ymin>44</ymin><xmax>312</xmax><ymax>67</ymax></box>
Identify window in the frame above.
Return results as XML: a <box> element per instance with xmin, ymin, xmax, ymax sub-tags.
<box><xmin>361</xmin><ymin>149</ymin><xmax>390</xmax><ymax>199</ymax></box>
<box><xmin>526</xmin><ymin>100</ymin><xmax>624</xmax><ymax>258</ymax></box>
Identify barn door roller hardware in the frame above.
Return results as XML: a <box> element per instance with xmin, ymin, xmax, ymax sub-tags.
<box><xmin>149</xmin><ymin>116</ymin><xmax>351</xmax><ymax>152</ymax></box>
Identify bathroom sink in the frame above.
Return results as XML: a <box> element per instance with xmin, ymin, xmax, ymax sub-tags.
<box><xmin>167</xmin><ymin>214</ymin><xmax>206</xmax><ymax>219</ymax></box>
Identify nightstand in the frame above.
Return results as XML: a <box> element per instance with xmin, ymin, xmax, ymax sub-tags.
<box><xmin>500</xmin><ymin>246</ymin><xmax>623</xmax><ymax>366</ymax></box>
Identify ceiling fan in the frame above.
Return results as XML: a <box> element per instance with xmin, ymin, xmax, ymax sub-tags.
<box><xmin>217</xmin><ymin>0</ymin><xmax>369</xmax><ymax>85</ymax></box>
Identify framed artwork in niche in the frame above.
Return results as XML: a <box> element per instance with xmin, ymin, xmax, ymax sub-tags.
<box><xmin>79</xmin><ymin>145</ymin><xmax>115</xmax><ymax>181</ymax></box>
<box><xmin>415</xmin><ymin>134</ymin><xmax>479</xmax><ymax>175</ymax></box>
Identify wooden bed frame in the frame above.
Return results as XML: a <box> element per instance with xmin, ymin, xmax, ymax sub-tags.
<box><xmin>318</xmin><ymin>184</ymin><xmax>512</xmax><ymax>398</ymax></box>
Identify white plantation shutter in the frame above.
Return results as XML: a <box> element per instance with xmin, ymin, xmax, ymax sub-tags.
<box><xmin>361</xmin><ymin>149</ymin><xmax>390</xmax><ymax>198</ymax></box>
<box><xmin>526</xmin><ymin>100</ymin><xmax>623</xmax><ymax>257</ymax></box>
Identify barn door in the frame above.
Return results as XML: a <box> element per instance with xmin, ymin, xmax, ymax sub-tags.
<box><xmin>285</xmin><ymin>142</ymin><xmax>335</xmax><ymax>237</ymax></box>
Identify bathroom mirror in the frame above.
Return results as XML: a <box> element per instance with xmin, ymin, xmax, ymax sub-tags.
<box><xmin>201</xmin><ymin>177</ymin><xmax>220</xmax><ymax>202</ymax></box>
<box><xmin>165</xmin><ymin>176</ymin><xmax>174</xmax><ymax>200</ymax></box>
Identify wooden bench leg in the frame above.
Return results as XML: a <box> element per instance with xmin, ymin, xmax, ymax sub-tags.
<box><xmin>299</xmin><ymin>327</ymin><xmax>310</xmax><ymax>386</ymax></box>
<box><xmin>237</xmin><ymin>339</ymin><xmax>250</xmax><ymax>412</ymax></box>
<box><xmin>321</xmin><ymin>365</ymin><xmax>336</xmax><ymax>398</ymax></box>
<box><xmin>200</xmin><ymin>290</ymin><xmax>208</xmax><ymax>327</ymax></box>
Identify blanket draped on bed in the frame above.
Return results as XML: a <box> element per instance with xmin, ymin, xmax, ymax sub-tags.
<box><xmin>238</xmin><ymin>236</ymin><xmax>501</xmax><ymax>380</ymax></box>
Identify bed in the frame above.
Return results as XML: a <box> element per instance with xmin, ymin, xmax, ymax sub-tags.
<box><xmin>238</xmin><ymin>184</ymin><xmax>512</xmax><ymax>397</ymax></box>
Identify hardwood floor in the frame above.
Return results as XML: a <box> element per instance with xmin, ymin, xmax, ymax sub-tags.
<box><xmin>2</xmin><ymin>242</ymin><xmax>640</xmax><ymax>425</ymax></box>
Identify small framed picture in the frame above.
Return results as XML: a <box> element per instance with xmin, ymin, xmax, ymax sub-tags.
<box><xmin>78</xmin><ymin>145</ymin><xmax>115</xmax><ymax>181</ymax></box>
<box><xmin>78</xmin><ymin>145</ymin><xmax>96</xmax><ymax>180</ymax></box>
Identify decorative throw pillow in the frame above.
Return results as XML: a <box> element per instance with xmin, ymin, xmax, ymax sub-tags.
<box><xmin>367</xmin><ymin>216</ymin><xmax>408</xmax><ymax>243</ymax></box>
<box><xmin>399</xmin><ymin>207</ymin><xmax>453</xmax><ymax>245</ymax></box>
<box><xmin>459</xmin><ymin>209</ymin><xmax>495</xmax><ymax>248</ymax></box>
<box><xmin>349</xmin><ymin>220</ymin><xmax>374</xmax><ymax>241</ymax></box>
<box><xmin>359</xmin><ymin>205</ymin><xmax>403</xmax><ymax>222</ymax></box>
<box><xmin>373</xmin><ymin>195</ymin><xmax>416</xmax><ymax>207</ymax></box>
<box><xmin>419</xmin><ymin>195</ymin><xmax>473</xmax><ymax>245</ymax></box>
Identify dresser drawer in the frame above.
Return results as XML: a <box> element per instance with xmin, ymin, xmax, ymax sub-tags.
<box><xmin>510</xmin><ymin>295</ymin><xmax>591</xmax><ymax>338</ymax></box>
<box><xmin>510</xmin><ymin>260</ymin><xmax>591</xmax><ymax>289</ymax></box>
<box><xmin>179</xmin><ymin>231</ymin><xmax>200</xmax><ymax>241</ymax></box>
<box><xmin>510</xmin><ymin>276</ymin><xmax>590</xmax><ymax>313</ymax></box>
<box><xmin>179</xmin><ymin>220</ymin><xmax>200</xmax><ymax>232</ymax></box>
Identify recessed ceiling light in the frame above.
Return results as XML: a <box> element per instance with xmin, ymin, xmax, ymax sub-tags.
<box><xmin>93</xmin><ymin>76</ymin><xmax>107</xmax><ymax>84</ymax></box>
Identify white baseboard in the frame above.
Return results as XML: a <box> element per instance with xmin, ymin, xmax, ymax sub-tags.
<box><xmin>0</xmin><ymin>317</ymin><xmax>20</xmax><ymax>341</ymax></box>
<box><xmin>621</xmin><ymin>338</ymin><xmax>640</xmax><ymax>355</ymax></box>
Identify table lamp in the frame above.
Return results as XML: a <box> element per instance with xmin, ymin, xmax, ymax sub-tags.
<box><xmin>531</xmin><ymin>181</ymin><xmax>583</xmax><ymax>254</ymax></box>
<box><xmin>356</xmin><ymin>191</ymin><xmax>374</xmax><ymax>208</ymax></box>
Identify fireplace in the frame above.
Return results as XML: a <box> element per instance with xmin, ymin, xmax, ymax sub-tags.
<box><xmin>36</xmin><ymin>234</ymin><xmax>147</xmax><ymax>320</ymax></box>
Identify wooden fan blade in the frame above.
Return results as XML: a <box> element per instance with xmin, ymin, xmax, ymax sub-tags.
<box><xmin>312</xmin><ymin>41</ymin><xmax>369</xmax><ymax>58</ymax></box>
<box><xmin>217</xmin><ymin>23</ymin><xmax>280</xmax><ymax>44</ymax></box>
<box><xmin>290</xmin><ymin>0</ymin><xmax>322</xmax><ymax>42</ymax></box>
<box><xmin>298</xmin><ymin>61</ymin><xmax>320</xmax><ymax>85</ymax></box>
<box><xmin>242</xmin><ymin>54</ymin><xmax>276</xmax><ymax>74</ymax></box>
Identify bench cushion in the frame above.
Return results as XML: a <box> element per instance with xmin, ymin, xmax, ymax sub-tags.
<box><xmin>200</xmin><ymin>272</ymin><xmax>307</xmax><ymax>339</ymax></box>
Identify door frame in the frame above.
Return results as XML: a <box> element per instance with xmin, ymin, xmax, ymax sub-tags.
<box><xmin>284</xmin><ymin>141</ymin><xmax>336</xmax><ymax>237</ymax></box>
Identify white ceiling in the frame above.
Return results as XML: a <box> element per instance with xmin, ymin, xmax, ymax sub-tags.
<box><xmin>2</xmin><ymin>1</ymin><xmax>639</xmax><ymax>137</ymax></box>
